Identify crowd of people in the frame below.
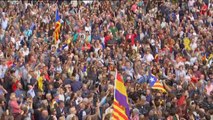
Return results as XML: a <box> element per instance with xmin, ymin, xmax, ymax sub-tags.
<box><xmin>0</xmin><ymin>0</ymin><xmax>212</xmax><ymax>120</ymax></box>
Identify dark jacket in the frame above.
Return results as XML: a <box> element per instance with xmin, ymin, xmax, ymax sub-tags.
<box><xmin>56</xmin><ymin>107</ymin><xmax>68</xmax><ymax>119</ymax></box>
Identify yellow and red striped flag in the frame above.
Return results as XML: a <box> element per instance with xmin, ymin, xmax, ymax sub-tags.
<box><xmin>152</xmin><ymin>80</ymin><xmax>167</xmax><ymax>93</ymax></box>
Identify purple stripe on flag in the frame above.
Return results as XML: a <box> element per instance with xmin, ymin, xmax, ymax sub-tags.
<box><xmin>115</xmin><ymin>89</ymin><xmax>128</xmax><ymax>107</ymax></box>
<box><xmin>115</xmin><ymin>89</ymin><xmax>130</xmax><ymax>117</ymax></box>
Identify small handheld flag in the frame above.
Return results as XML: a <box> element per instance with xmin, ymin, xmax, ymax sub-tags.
<box><xmin>149</xmin><ymin>74</ymin><xmax>157</xmax><ymax>87</ymax></box>
<box><xmin>149</xmin><ymin>74</ymin><xmax>167</xmax><ymax>93</ymax></box>
<box><xmin>152</xmin><ymin>80</ymin><xmax>167</xmax><ymax>93</ymax></box>
<box><xmin>53</xmin><ymin>9</ymin><xmax>61</xmax><ymax>43</ymax></box>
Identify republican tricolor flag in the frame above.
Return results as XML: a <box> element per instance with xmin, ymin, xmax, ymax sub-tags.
<box><xmin>112</xmin><ymin>71</ymin><xmax>130</xmax><ymax>120</ymax></box>
<box><xmin>53</xmin><ymin>9</ymin><xmax>61</xmax><ymax>43</ymax></box>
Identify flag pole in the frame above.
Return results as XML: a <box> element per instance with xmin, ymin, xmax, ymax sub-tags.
<box><xmin>114</xmin><ymin>69</ymin><xmax>117</xmax><ymax>99</ymax></box>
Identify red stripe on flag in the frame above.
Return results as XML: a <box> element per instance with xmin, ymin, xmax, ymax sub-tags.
<box><xmin>152</xmin><ymin>85</ymin><xmax>164</xmax><ymax>89</ymax></box>
<box><xmin>112</xmin><ymin>113</ymin><xmax>120</xmax><ymax>120</ymax></box>
<box><xmin>55</xmin><ymin>24</ymin><xmax>59</xmax><ymax>28</ymax></box>
<box><xmin>116</xmin><ymin>73</ymin><xmax>124</xmax><ymax>83</ymax></box>
<box><xmin>113</xmin><ymin>101</ymin><xmax>124</xmax><ymax>109</ymax></box>
<box><xmin>113</xmin><ymin>107</ymin><xmax>128</xmax><ymax>120</ymax></box>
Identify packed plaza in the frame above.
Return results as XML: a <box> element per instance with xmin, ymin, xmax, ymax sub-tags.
<box><xmin>0</xmin><ymin>0</ymin><xmax>212</xmax><ymax>120</ymax></box>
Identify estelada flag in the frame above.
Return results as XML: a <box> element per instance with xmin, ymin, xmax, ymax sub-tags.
<box><xmin>152</xmin><ymin>80</ymin><xmax>167</xmax><ymax>93</ymax></box>
<box><xmin>53</xmin><ymin>9</ymin><xmax>61</xmax><ymax>43</ymax></box>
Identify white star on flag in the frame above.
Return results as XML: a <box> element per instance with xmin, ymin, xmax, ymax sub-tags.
<box><xmin>150</xmin><ymin>77</ymin><xmax>155</xmax><ymax>82</ymax></box>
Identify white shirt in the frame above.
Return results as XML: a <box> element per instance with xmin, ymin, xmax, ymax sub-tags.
<box><xmin>59</xmin><ymin>94</ymin><xmax>65</xmax><ymax>101</ymax></box>
<box><xmin>135</xmin><ymin>73</ymin><xmax>142</xmax><ymax>80</ymax></box>
<box><xmin>190</xmin><ymin>42</ymin><xmax>197</xmax><ymax>51</ymax></box>
<box><xmin>188</xmin><ymin>0</ymin><xmax>195</xmax><ymax>7</ymax></box>
<box><xmin>20</xmin><ymin>48</ymin><xmax>29</xmax><ymax>56</ymax></box>
<box><xmin>1</xmin><ymin>18</ymin><xmax>8</xmax><ymax>30</ymax></box>
<box><xmin>66</xmin><ymin>114</ymin><xmax>76</xmax><ymax>120</ymax></box>
<box><xmin>150</xmin><ymin>39</ymin><xmax>155</xmax><ymax>46</ymax></box>
<box><xmin>71</xmin><ymin>1</ymin><xmax>78</xmax><ymax>7</ymax></box>
<box><xmin>82</xmin><ymin>111</ymin><xmax>86</xmax><ymax>117</ymax></box>
<box><xmin>176</xmin><ymin>14</ymin><xmax>180</xmax><ymax>24</ymax></box>
<box><xmin>27</xmin><ymin>74</ymin><xmax>32</xmax><ymax>84</ymax></box>
<box><xmin>85</xmin><ymin>26</ymin><xmax>91</xmax><ymax>33</ymax></box>
<box><xmin>0</xmin><ymin>51</ymin><xmax>4</xmax><ymax>59</ymax></box>
<box><xmin>100</xmin><ymin>37</ymin><xmax>105</xmax><ymax>44</ymax></box>
<box><xmin>15</xmin><ymin>41</ymin><xmax>22</xmax><ymax>50</ymax></box>
<box><xmin>94</xmin><ymin>47</ymin><xmax>100</xmax><ymax>53</ymax></box>
<box><xmin>0</xmin><ymin>33</ymin><xmax>4</xmax><ymax>41</ymax></box>
<box><xmin>190</xmin><ymin>15</ymin><xmax>195</xmax><ymax>21</ymax></box>
<box><xmin>55</xmin><ymin>66</ymin><xmax>62</xmax><ymax>73</ymax></box>
<box><xmin>11</xmin><ymin>37</ymin><xmax>15</xmax><ymax>44</ymax></box>
<box><xmin>176</xmin><ymin>70</ymin><xmax>186</xmax><ymax>80</ymax></box>
<box><xmin>27</xmin><ymin>89</ymin><xmax>35</xmax><ymax>98</ymax></box>
<box><xmin>207</xmin><ymin>59</ymin><xmax>212</xmax><ymax>68</ymax></box>
<box><xmin>179</xmin><ymin>31</ymin><xmax>184</xmax><ymax>37</ymax></box>
<box><xmin>0</xmin><ymin>65</ymin><xmax>7</xmax><ymax>79</ymax></box>
<box><xmin>161</xmin><ymin>22</ymin><xmax>167</xmax><ymax>28</ymax></box>
<box><xmin>140</xmin><ymin>32</ymin><xmax>145</xmax><ymax>40</ymax></box>
<box><xmin>190</xmin><ymin>57</ymin><xmax>197</xmax><ymax>65</ymax></box>
<box><xmin>145</xmin><ymin>53</ymin><xmax>154</xmax><ymax>62</ymax></box>
<box><xmin>132</xmin><ymin>45</ymin><xmax>137</xmax><ymax>52</ymax></box>
<box><xmin>83</xmin><ymin>0</ymin><xmax>93</xmax><ymax>4</ymax></box>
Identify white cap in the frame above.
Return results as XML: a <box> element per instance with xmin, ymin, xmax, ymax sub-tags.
<box><xmin>133</xmin><ymin>108</ymin><xmax>140</xmax><ymax>114</ymax></box>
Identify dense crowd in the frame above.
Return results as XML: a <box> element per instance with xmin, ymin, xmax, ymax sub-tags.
<box><xmin>0</xmin><ymin>0</ymin><xmax>213</xmax><ymax>120</ymax></box>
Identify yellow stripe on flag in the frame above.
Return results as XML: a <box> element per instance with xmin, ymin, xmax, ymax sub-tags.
<box><xmin>38</xmin><ymin>76</ymin><xmax>43</xmax><ymax>91</ymax></box>
<box><xmin>112</xmin><ymin>112</ymin><xmax>126</xmax><ymax>120</ymax></box>
<box><xmin>113</xmin><ymin>101</ymin><xmax>127</xmax><ymax>117</ymax></box>
<box><xmin>115</xmin><ymin>80</ymin><xmax>128</xmax><ymax>96</ymax></box>
<box><xmin>152</xmin><ymin>81</ymin><xmax>167</xmax><ymax>93</ymax></box>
